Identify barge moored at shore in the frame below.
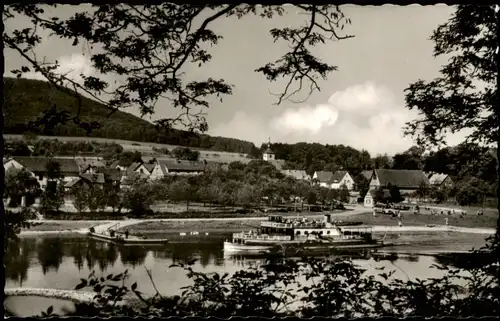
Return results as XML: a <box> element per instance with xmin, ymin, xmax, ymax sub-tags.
<box><xmin>88</xmin><ymin>231</ymin><xmax>169</xmax><ymax>245</ymax></box>
<box><xmin>223</xmin><ymin>214</ymin><xmax>389</xmax><ymax>254</ymax></box>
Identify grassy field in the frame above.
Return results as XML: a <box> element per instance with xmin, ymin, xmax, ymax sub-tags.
<box><xmin>417</xmin><ymin>202</ymin><xmax>498</xmax><ymax>216</ymax></box>
<box><xmin>331</xmin><ymin>211</ymin><xmax>498</xmax><ymax>229</ymax></box>
<box><xmin>118</xmin><ymin>219</ymin><xmax>262</xmax><ymax>234</ymax></box>
<box><xmin>21</xmin><ymin>221</ymin><xmax>98</xmax><ymax>232</ymax></box>
<box><xmin>4</xmin><ymin>134</ymin><xmax>252</xmax><ymax>164</ymax></box>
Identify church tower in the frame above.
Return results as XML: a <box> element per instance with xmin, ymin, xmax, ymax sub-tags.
<box><xmin>262</xmin><ymin>137</ymin><xmax>275</xmax><ymax>161</ymax></box>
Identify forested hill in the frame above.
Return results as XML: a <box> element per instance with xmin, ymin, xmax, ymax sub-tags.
<box><xmin>3</xmin><ymin>77</ymin><xmax>258</xmax><ymax>154</ymax></box>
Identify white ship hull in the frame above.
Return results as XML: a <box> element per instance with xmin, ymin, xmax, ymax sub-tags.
<box><xmin>223</xmin><ymin>240</ymin><xmax>388</xmax><ymax>255</ymax></box>
<box><xmin>223</xmin><ymin>241</ymin><xmax>272</xmax><ymax>254</ymax></box>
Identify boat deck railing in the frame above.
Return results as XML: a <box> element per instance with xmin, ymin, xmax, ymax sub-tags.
<box><xmin>233</xmin><ymin>233</ymin><xmax>292</xmax><ymax>241</ymax></box>
<box><xmin>261</xmin><ymin>221</ymin><xmax>331</xmax><ymax>229</ymax></box>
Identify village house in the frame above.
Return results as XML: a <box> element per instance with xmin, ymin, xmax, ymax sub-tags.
<box><xmin>4</xmin><ymin>156</ymin><xmax>81</xmax><ymax>190</ymax></box>
<box><xmin>427</xmin><ymin>172</ymin><xmax>454</xmax><ymax>189</ymax></box>
<box><xmin>363</xmin><ymin>169</ymin><xmax>429</xmax><ymax>207</ymax></box>
<box><xmin>159</xmin><ymin>159</ymin><xmax>206</xmax><ymax>176</ymax></box>
<box><xmin>75</xmin><ymin>157</ymin><xmax>106</xmax><ymax>174</ymax></box>
<box><xmin>124</xmin><ymin>162</ymin><xmax>152</xmax><ymax>180</ymax></box>
<box><xmin>65</xmin><ymin>173</ymin><xmax>106</xmax><ymax>191</ymax></box>
<box><xmin>348</xmin><ymin>191</ymin><xmax>360</xmax><ymax>204</ymax></box>
<box><xmin>313</xmin><ymin>171</ymin><xmax>334</xmax><ymax>188</ymax></box>
<box><xmin>65</xmin><ymin>167</ymin><xmax>122</xmax><ymax>193</ymax></box>
<box><xmin>329</xmin><ymin>170</ymin><xmax>355</xmax><ymax>190</ymax></box>
<box><xmin>110</xmin><ymin>159</ymin><xmax>134</xmax><ymax>172</ymax></box>
<box><xmin>280</xmin><ymin>169</ymin><xmax>311</xmax><ymax>182</ymax></box>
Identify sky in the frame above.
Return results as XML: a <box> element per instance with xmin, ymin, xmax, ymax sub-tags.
<box><xmin>4</xmin><ymin>4</ymin><xmax>471</xmax><ymax>156</ymax></box>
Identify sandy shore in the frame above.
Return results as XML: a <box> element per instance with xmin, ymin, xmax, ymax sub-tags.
<box><xmin>4</xmin><ymin>287</ymin><xmax>142</xmax><ymax>308</ymax></box>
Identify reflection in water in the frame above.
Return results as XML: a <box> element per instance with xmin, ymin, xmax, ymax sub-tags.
<box><xmin>4</xmin><ymin>239</ymin><xmax>36</xmax><ymax>285</ymax></box>
<box><xmin>152</xmin><ymin>242</ymin><xmax>225</xmax><ymax>267</ymax></box>
<box><xmin>5</xmin><ymin>234</ymin><xmax>489</xmax><ymax>291</ymax></box>
<box><xmin>5</xmin><ymin>236</ymin><xmax>229</xmax><ymax>283</ymax></box>
<box><xmin>118</xmin><ymin>246</ymin><xmax>149</xmax><ymax>267</ymax></box>
<box><xmin>37</xmin><ymin>238</ymin><xmax>65</xmax><ymax>274</ymax></box>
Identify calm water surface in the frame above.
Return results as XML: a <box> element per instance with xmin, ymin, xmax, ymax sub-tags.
<box><xmin>4</xmin><ymin>232</ymin><xmax>492</xmax><ymax>316</ymax></box>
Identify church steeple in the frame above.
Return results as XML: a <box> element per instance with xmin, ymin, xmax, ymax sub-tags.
<box><xmin>263</xmin><ymin>137</ymin><xmax>275</xmax><ymax>161</ymax></box>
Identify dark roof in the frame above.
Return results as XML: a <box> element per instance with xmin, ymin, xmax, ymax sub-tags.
<box><xmin>268</xmin><ymin>159</ymin><xmax>285</xmax><ymax>170</ymax></box>
<box><xmin>428</xmin><ymin>173</ymin><xmax>451</xmax><ymax>185</ymax></box>
<box><xmin>125</xmin><ymin>162</ymin><xmax>142</xmax><ymax>176</ymax></box>
<box><xmin>143</xmin><ymin>163</ymin><xmax>155</xmax><ymax>173</ymax></box>
<box><xmin>74</xmin><ymin>157</ymin><xmax>105</xmax><ymax>171</ymax></box>
<box><xmin>65</xmin><ymin>178</ymin><xmax>82</xmax><ymax>188</ymax></box>
<box><xmin>361</xmin><ymin>170</ymin><xmax>373</xmax><ymax>181</ymax></box>
<box><xmin>159</xmin><ymin>159</ymin><xmax>206</xmax><ymax>172</ymax></box>
<box><xmin>264</xmin><ymin>147</ymin><xmax>274</xmax><ymax>154</ymax></box>
<box><xmin>374</xmin><ymin>169</ymin><xmax>429</xmax><ymax>189</ymax></box>
<box><xmin>330</xmin><ymin>170</ymin><xmax>349</xmax><ymax>183</ymax></box>
<box><xmin>281</xmin><ymin>170</ymin><xmax>310</xmax><ymax>180</ymax></box>
<box><xmin>13</xmin><ymin>157</ymin><xmax>80</xmax><ymax>174</ymax></box>
<box><xmin>80</xmin><ymin>173</ymin><xmax>106</xmax><ymax>184</ymax></box>
<box><xmin>315</xmin><ymin>171</ymin><xmax>334</xmax><ymax>183</ymax></box>
<box><xmin>111</xmin><ymin>159</ymin><xmax>134</xmax><ymax>168</ymax></box>
<box><xmin>100</xmin><ymin>168</ymin><xmax>123</xmax><ymax>181</ymax></box>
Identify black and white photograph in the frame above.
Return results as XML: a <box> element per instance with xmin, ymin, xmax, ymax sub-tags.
<box><xmin>2</xmin><ymin>3</ymin><xmax>499</xmax><ymax>318</ymax></box>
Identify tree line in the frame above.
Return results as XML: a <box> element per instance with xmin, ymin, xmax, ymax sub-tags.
<box><xmin>5</xmin><ymin>137</ymin><xmax>497</xmax><ymax>207</ymax></box>
<box><xmin>4</xmin><ymin>77</ymin><xmax>258</xmax><ymax>154</ymax></box>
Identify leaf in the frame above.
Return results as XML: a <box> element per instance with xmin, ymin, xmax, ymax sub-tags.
<box><xmin>131</xmin><ymin>282</ymin><xmax>137</xmax><ymax>291</ymax></box>
<box><xmin>47</xmin><ymin>306</ymin><xmax>53</xmax><ymax>315</ymax></box>
<box><xmin>75</xmin><ymin>279</ymin><xmax>88</xmax><ymax>290</ymax></box>
<box><xmin>106</xmin><ymin>273</ymin><xmax>113</xmax><ymax>280</ymax></box>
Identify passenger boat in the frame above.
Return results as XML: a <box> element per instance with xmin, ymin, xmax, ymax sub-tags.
<box><xmin>223</xmin><ymin>214</ymin><xmax>389</xmax><ymax>255</ymax></box>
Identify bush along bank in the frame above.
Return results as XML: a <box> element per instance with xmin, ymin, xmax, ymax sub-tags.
<box><xmin>40</xmin><ymin>210</ymin><xmax>271</xmax><ymax>220</ymax></box>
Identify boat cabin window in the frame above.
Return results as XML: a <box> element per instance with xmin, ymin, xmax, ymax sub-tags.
<box><xmin>305</xmin><ymin>231</ymin><xmax>309</xmax><ymax>235</ymax></box>
<box><xmin>344</xmin><ymin>231</ymin><xmax>351</xmax><ymax>235</ymax></box>
<box><xmin>319</xmin><ymin>231</ymin><xmax>323</xmax><ymax>235</ymax></box>
<box><xmin>327</xmin><ymin>231</ymin><xmax>330</xmax><ymax>235</ymax></box>
<box><xmin>296</xmin><ymin>231</ymin><xmax>301</xmax><ymax>235</ymax></box>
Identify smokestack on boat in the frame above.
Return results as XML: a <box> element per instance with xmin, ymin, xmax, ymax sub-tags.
<box><xmin>323</xmin><ymin>214</ymin><xmax>331</xmax><ymax>224</ymax></box>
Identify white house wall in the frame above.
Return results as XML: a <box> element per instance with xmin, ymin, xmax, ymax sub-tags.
<box><xmin>4</xmin><ymin>159</ymin><xmax>24</xmax><ymax>171</ymax></box>
<box><xmin>369</xmin><ymin>176</ymin><xmax>380</xmax><ymax>190</ymax></box>
<box><xmin>149</xmin><ymin>164</ymin><xmax>165</xmax><ymax>180</ymax></box>
<box><xmin>330</xmin><ymin>173</ymin><xmax>355</xmax><ymax>190</ymax></box>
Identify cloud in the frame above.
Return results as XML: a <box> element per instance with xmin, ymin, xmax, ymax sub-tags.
<box><xmin>210</xmin><ymin>83</ymin><xmax>421</xmax><ymax>155</ymax></box>
<box><xmin>271</xmin><ymin>104</ymin><xmax>339</xmax><ymax>134</ymax></box>
<box><xmin>268</xmin><ymin>82</ymin><xmax>417</xmax><ymax>155</ymax></box>
<box><xmin>15</xmin><ymin>53</ymin><xmax>95</xmax><ymax>84</ymax></box>
<box><xmin>327</xmin><ymin>82</ymin><xmax>390</xmax><ymax>113</ymax></box>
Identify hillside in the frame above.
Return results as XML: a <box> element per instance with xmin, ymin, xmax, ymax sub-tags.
<box><xmin>3</xmin><ymin>77</ymin><xmax>258</xmax><ymax>155</ymax></box>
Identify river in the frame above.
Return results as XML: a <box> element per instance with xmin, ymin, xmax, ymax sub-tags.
<box><xmin>4</xmin><ymin>231</ymin><xmax>493</xmax><ymax>316</ymax></box>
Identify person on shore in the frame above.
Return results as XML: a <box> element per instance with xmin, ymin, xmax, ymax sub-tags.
<box><xmin>445</xmin><ymin>217</ymin><xmax>449</xmax><ymax>226</ymax></box>
<box><xmin>398</xmin><ymin>218</ymin><xmax>403</xmax><ymax>227</ymax></box>
<box><xmin>125</xmin><ymin>230</ymin><xmax>129</xmax><ymax>239</ymax></box>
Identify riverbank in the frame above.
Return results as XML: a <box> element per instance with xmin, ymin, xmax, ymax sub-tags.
<box><xmin>4</xmin><ymin>287</ymin><xmax>144</xmax><ymax>310</ymax></box>
<box><xmin>19</xmin><ymin>205</ymin><xmax>497</xmax><ymax>236</ymax></box>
